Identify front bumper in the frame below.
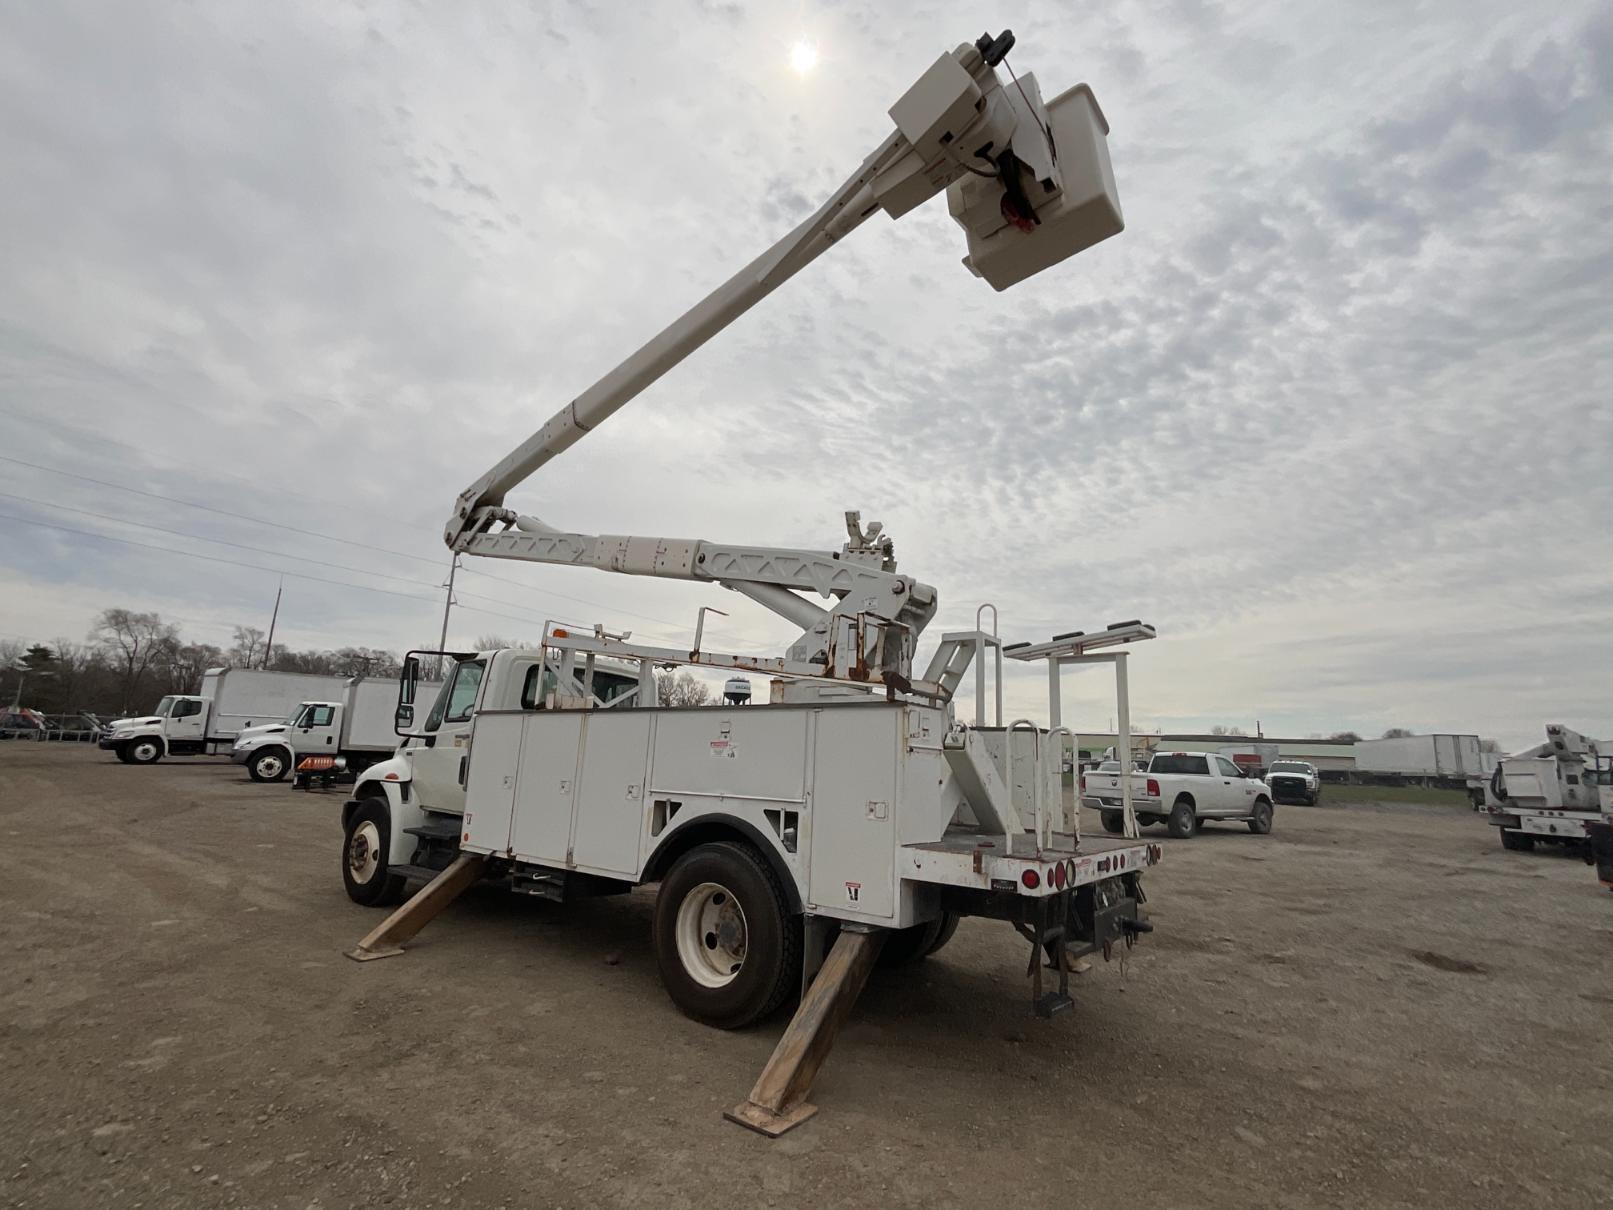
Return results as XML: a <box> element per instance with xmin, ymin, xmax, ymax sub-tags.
<box><xmin>1268</xmin><ymin>779</ymin><xmax>1315</xmax><ymax>803</ymax></box>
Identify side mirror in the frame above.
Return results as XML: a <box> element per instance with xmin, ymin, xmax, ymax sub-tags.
<box><xmin>400</xmin><ymin>655</ymin><xmax>420</xmax><ymax>706</ymax></box>
<box><xmin>395</xmin><ymin>703</ymin><xmax>415</xmax><ymax>730</ymax></box>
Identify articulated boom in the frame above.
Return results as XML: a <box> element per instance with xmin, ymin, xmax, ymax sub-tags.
<box><xmin>445</xmin><ymin>29</ymin><xmax>1124</xmax><ymax>690</ymax></box>
<box><xmin>466</xmin><ymin>510</ymin><xmax>936</xmax><ymax>686</ymax></box>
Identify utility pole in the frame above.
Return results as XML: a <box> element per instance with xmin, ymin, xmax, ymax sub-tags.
<box><xmin>436</xmin><ymin>555</ymin><xmax>460</xmax><ymax>678</ymax></box>
<box><xmin>263</xmin><ymin>579</ymin><xmax>283</xmax><ymax>669</ymax></box>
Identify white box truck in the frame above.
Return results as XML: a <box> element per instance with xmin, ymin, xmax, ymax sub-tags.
<box><xmin>230</xmin><ymin>675</ymin><xmax>441</xmax><ymax>784</ymax></box>
<box><xmin>98</xmin><ymin>668</ymin><xmax>349</xmax><ymax>765</ymax></box>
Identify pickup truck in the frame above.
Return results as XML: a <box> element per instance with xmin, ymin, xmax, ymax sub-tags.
<box><xmin>1081</xmin><ymin>750</ymin><xmax>1275</xmax><ymax>838</ymax></box>
<box><xmin>1265</xmin><ymin>759</ymin><xmax>1322</xmax><ymax>805</ymax></box>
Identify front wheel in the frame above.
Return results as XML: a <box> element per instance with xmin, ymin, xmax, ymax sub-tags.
<box><xmin>1248</xmin><ymin>798</ymin><xmax>1274</xmax><ymax>835</ymax></box>
<box><xmin>654</xmin><ymin>841</ymin><xmax>798</xmax><ymax>1029</ymax></box>
<box><xmin>126</xmin><ymin>738</ymin><xmax>163</xmax><ymax>765</ymax></box>
<box><xmin>247</xmin><ymin>746</ymin><xmax>291</xmax><ymax>783</ymax></box>
<box><xmin>342</xmin><ymin>798</ymin><xmax>407</xmax><ymax>906</ymax></box>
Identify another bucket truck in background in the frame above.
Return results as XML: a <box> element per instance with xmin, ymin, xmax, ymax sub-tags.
<box><xmin>1481</xmin><ymin>724</ymin><xmax>1611</xmax><ymax>854</ymax></box>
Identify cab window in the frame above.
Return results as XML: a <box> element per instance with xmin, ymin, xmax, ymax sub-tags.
<box><xmin>427</xmin><ymin>659</ymin><xmax>485</xmax><ymax>730</ymax></box>
<box><xmin>303</xmin><ymin>704</ymin><xmax>335</xmax><ymax>728</ymax></box>
<box><xmin>172</xmin><ymin>699</ymin><xmax>203</xmax><ymax>719</ymax></box>
<box><xmin>1216</xmin><ymin>756</ymin><xmax>1242</xmax><ymax>777</ymax></box>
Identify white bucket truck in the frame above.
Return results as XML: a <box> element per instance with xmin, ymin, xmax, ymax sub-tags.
<box><xmin>99</xmin><ymin>668</ymin><xmax>348</xmax><ymax>765</ymax></box>
<box><xmin>338</xmin><ymin>27</ymin><xmax>1157</xmax><ymax>1133</ymax></box>
<box><xmin>1481</xmin><ymin>724</ymin><xmax>1611</xmax><ymax>853</ymax></box>
<box><xmin>229</xmin><ymin>674</ymin><xmax>441</xmax><ymax>784</ymax></box>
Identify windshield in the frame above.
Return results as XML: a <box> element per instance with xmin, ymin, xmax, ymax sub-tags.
<box><xmin>1269</xmin><ymin>762</ymin><xmax>1312</xmax><ymax>774</ymax></box>
<box><xmin>1151</xmin><ymin>754</ymin><xmax>1209</xmax><ymax>775</ymax></box>
<box><xmin>284</xmin><ymin>704</ymin><xmax>308</xmax><ymax>725</ymax></box>
<box><xmin>153</xmin><ymin>696</ymin><xmax>177</xmax><ymax>717</ymax></box>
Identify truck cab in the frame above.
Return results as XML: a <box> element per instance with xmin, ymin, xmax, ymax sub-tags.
<box><xmin>99</xmin><ymin>694</ymin><xmax>209</xmax><ymax>762</ymax></box>
<box><xmin>340</xmin><ymin>649</ymin><xmax>643</xmax><ymax>904</ymax></box>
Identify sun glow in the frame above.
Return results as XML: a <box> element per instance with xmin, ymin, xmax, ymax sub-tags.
<box><xmin>788</xmin><ymin>39</ymin><xmax>819</xmax><ymax>76</ymax></box>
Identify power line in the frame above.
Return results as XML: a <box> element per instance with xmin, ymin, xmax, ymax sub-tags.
<box><xmin>0</xmin><ymin>511</ymin><xmax>556</xmax><ymax>629</ymax></box>
<box><xmin>2</xmin><ymin>451</ymin><xmax>739</xmax><ymax>638</ymax></box>
<box><xmin>0</xmin><ymin>453</ymin><xmax>445</xmax><ymax>567</ymax></box>
<box><xmin>0</xmin><ymin>489</ymin><xmax>446</xmax><ymax>591</ymax></box>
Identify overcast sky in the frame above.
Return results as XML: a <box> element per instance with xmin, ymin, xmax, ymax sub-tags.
<box><xmin>2</xmin><ymin>0</ymin><xmax>1609</xmax><ymax>750</ymax></box>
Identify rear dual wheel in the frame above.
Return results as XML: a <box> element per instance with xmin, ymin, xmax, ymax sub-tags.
<box><xmin>1499</xmin><ymin>828</ymin><xmax>1534</xmax><ymax>852</ymax></box>
<box><xmin>878</xmin><ymin>911</ymin><xmax>962</xmax><ymax>968</ymax></box>
<box><xmin>654</xmin><ymin>841</ymin><xmax>799</xmax><ymax>1030</ymax></box>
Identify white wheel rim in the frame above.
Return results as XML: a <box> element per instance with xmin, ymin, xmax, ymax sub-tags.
<box><xmin>675</xmin><ymin>881</ymin><xmax>748</xmax><ymax>989</ymax></box>
<box><xmin>348</xmin><ymin>821</ymin><xmax>382</xmax><ymax>884</ymax></box>
<box><xmin>257</xmin><ymin>754</ymin><xmax>284</xmax><ymax>779</ymax></box>
<box><xmin>134</xmin><ymin>742</ymin><xmax>158</xmax><ymax>761</ymax></box>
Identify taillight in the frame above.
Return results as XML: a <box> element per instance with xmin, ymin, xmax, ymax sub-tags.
<box><xmin>1146</xmin><ymin>778</ymin><xmax>1160</xmax><ymax>797</ymax></box>
<box><xmin>1021</xmin><ymin>868</ymin><xmax>1040</xmax><ymax>890</ymax></box>
<box><xmin>1053</xmin><ymin>861</ymin><xmax>1067</xmax><ymax>889</ymax></box>
<box><xmin>1078</xmin><ymin>774</ymin><xmax>1086</xmax><ymax>791</ymax></box>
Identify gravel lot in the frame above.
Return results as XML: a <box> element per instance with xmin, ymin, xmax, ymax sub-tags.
<box><xmin>3</xmin><ymin>743</ymin><xmax>1610</xmax><ymax>1208</ymax></box>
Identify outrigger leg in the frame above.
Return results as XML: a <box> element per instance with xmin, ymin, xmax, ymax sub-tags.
<box><xmin>345</xmin><ymin>853</ymin><xmax>488</xmax><ymax>962</ymax></box>
<box><xmin>725</xmin><ymin>924</ymin><xmax>885</xmax><ymax>1137</ymax></box>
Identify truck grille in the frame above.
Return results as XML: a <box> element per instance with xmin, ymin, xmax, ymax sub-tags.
<box><xmin>1269</xmin><ymin>775</ymin><xmax>1308</xmax><ymax>801</ymax></box>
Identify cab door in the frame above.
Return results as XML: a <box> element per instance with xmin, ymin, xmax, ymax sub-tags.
<box><xmin>405</xmin><ymin>659</ymin><xmax>486</xmax><ymax>815</ymax></box>
<box><xmin>167</xmin><ymin>697</ymin><xmax>207</xmax><ymax>746</ymax></box>
<box><xmin>1214</xmin><ymin>755</ymin><xmax>1255</xmax><ymax>815</ymax></box>
<box><xmin>294</xmin><ymin>703</ymin><xmax>339</xmax><ymax>754</ymax></box>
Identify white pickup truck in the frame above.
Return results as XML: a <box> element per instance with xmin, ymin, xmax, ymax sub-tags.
<box><xmin>1081</xmin><ymin>750</ymin><xmax>1275</xmax><ymax>838</ymax></box>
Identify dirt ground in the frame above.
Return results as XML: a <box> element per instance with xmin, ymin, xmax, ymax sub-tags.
<box><xmin>3</xmin><ymin>744</ymin><xmax>1610</xmax><ymax>1209</ymax></box>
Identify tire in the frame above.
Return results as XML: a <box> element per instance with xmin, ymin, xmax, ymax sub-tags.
<box><xmin>247</xmin><ymin>746</ymin><xmax>291</xmax><ymax>783</ymax></box>
<box><xmin>342</xmin><ymin>797</ymin><xmax>407</xmax><ymax>907</ymax></box>
<box><xmin>1499</xmin><ymin>828</ymin><xmax>1534</xmax><ymax>853</ymax></box>
<box><xmin>924</xmin><ymin>911</ymin><xmax>961</xmax><ymax>957</ymax></box>
<box><xmin>878</xmin><ymin>917</ymin><xmax>945</xmax><ymax>968</ymax></box>
<box><xmin>1167</xmin><ymin>798</ymin><xmax>1197</xmax><ymax>838</ymax></box>
<box><xmin>1248</xmin><ymin>797</ymin><xmax>1274</xmax><ymax>835</ymax></box>
<box><xmin>653</xmin><ymin>841</ymin><xmax>799</xmax><ymax>1029</ymax></box>
<box><xmin>1100</xmin><ymin>810</ymin><xmax>1124</xmax><ymax>835</ymax></box>
<box><xmin>1310</xmin><ymin>789</ymin><xmax>1322</xmax><ymax>806</ymax></box>
<box><xmin>126</xmin><ymin>738</ymin><xmax>163</xmax><ymax>765</ymax></box>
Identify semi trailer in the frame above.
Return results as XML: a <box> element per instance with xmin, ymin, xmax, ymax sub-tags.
<box><xmin>229</xmin><ymin>674</ymin><xmax>441</xmax><ymax>784</ymax></box>
<box><xmin>98</xmin><ymin>668</ymin><xmax>349</xmax><ymax>764</ymax></box>
<box><xmin>339</xmin><ymin>26</ymin><xmax>1154</xmax><ymax>1134</ymax></box>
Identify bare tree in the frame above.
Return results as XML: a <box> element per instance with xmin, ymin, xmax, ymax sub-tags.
<box><xmin>1381</xmin><ymin>727</ymin><xmax>1414</xmax><ymax>739</ymax></box>
<box><xmin>1209</xmin><ymin>724</ymin><xmax>1248</xmax><ymax>737</ymax></box>
<box><xmin>656</xmin><ymin>670</ymin><xmax>711</xmax><ymax>707</ymax></box>
<box><xmin>1329</xmin><ymin>730</ymin><xmax>1362</xmax><ymax>742</ymax></box>
<box><xmin>1478</xmin><ymin>738</ymin><xmax>1502</xmax><ymax>753</ymax></box>
<box><xmin>89</xmin><ymin>609</ymin><xmax>179</xmax><ymax>712</ymax></box>
<box><xmin>230</xmin><ymin>626</ymin><xmax>267</xmax><ymax>668</ymax></box>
